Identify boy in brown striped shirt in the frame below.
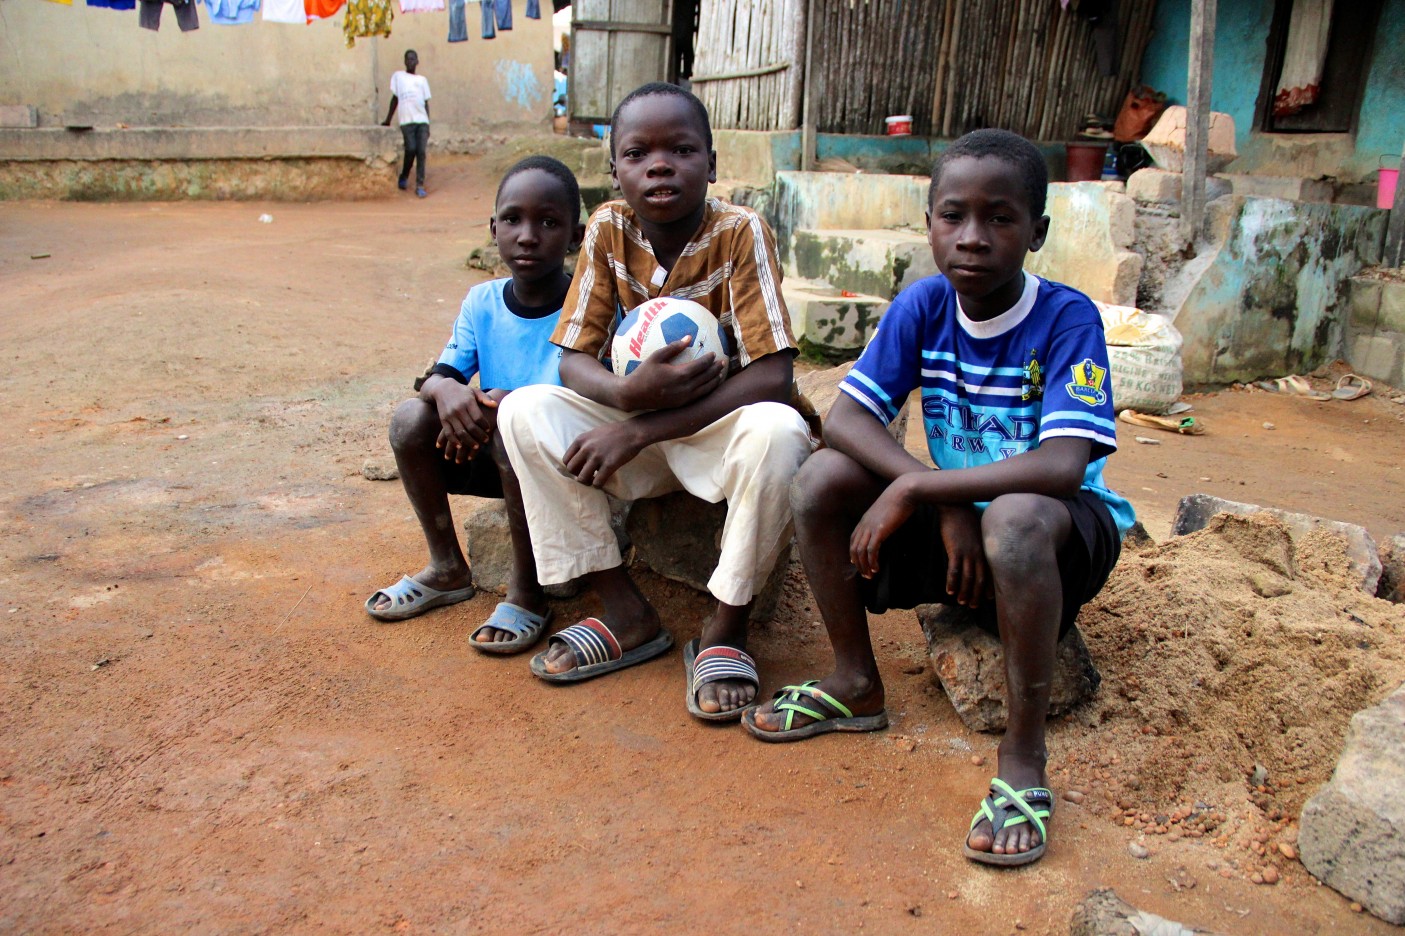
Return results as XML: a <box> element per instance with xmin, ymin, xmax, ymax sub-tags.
<box><xmin>498</xmin><ymin>83</ymin><xmax>813</xmax><ymax>720</ymax></box>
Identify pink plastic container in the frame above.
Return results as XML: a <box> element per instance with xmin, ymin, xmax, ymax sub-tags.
<box><xmin>1378</xmin><ymin>167</ymin><xmax>1399</xmax><ymax>210</ymax></box>
<box><xmin>885</xmin><ymin>115</ymin><xmax>913</xmax><ymax>136</ymax></box>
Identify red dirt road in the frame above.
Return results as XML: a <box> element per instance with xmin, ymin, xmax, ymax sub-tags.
<box><xmin>2</xmin><ymin>155</ymin><xmax>1402</xmax><ymax>934</ymax></box>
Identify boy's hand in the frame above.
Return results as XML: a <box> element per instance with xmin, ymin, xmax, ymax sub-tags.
<box><xmin>850</xmin><ymin>474</ymin><xmax>920</xmax><ymax>578</ymax></box>
<box><xmin>620</xmin><ymin>337</ymin><xmax>727</xmax><ymax>412</ymax></box>
<box><xmin>432</xmin><ymin>383</ymin><xmax>500</xmax><ymax>462</ymax></box>
<box><xmin>563</xmin><ymin>421</ymin><xmax>644</xmax><ymax>488</ymax></box>
<box><xmin>938</xmin><ymin>505</ymin><xmax>990</xmax><ymax>608</ymax></box>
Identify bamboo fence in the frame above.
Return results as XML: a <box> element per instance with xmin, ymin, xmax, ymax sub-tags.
<box><xmin>692</xmin><ymin>0</ymin><xmax>805</xmax><ymax>131</ymax></box>
<box><xmin>697</xmin><ymin>0</ymin><xmax>1158</xmax><ymax>140</ymax></box>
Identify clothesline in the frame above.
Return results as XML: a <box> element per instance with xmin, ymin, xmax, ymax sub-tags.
<box><xmin>41</xmin><ymin>0</ymin><xmax>545</xmax><ymax>48</ymax></box>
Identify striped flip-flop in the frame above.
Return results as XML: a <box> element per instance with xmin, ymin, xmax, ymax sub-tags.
<box><xmin>528</xmin><ymin>617</ymin><xmax>673</xmax><ymax>683</ymax></box>
<box><xmin>683</xmin><ymin>639</ymin><xmax>760</xmax><ymax>723</ymax></box>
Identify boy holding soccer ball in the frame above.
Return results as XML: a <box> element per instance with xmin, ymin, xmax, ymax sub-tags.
<box><xmin>498</xmin><ymin>83</ymin><xmax>812</xmax><ymax>719</ymax></box>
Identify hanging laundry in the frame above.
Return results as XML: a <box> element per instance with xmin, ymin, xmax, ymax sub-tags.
<box><xmin>447</xmin><ymin>0</ymin><xmax>468</xmax><ymax>41</ymax></box>
<box><xmin>481</xmin><ymin>0</ymin><xmax>510</xmax><ymax>38</ymax></box>
<box><xmin>262</xmin><ymin>0</ymin><xmax>302</xmax><ymax>21</ymax></box>
<box><xmin>1274</xmin><ymin>0</ymin><xmax>1335</xmax><ymax>116</ymax></box>
<box><xmin>305</xmin><ymin>0</ymin><xmax>346</xmax><ymax>22</ymax></box>
<box><xmin>42</xmin><ymin>0</ymin><xmax>73</xmax><ymax>5</ymax></box>
<box><xmin>204</xmin><ymin>0</ymin><xmax>259</xmax><ymax>24</ymax></box>
<box><xmin>88</xmin><ymin>0</ymin><xmax>137</xmax><ymax>9</ymax></box>
<box><xmin>400</xmin><ymin>0</ymin><xmax>443</xmax><ymax>12</ymax></box>
<box><xmin>525</xmin><ymin>0</ymin><xmax>538</xmax><ymax>18</ymax></box>
<box><xmin>344</xmin><ymin>0</ymin><xmax>393</xmax><ymax>46</ymax></box>
<box><xmin>139</xmin><ymin>0</ymin><xmax>200</xmax><ymax>31</ymax></box>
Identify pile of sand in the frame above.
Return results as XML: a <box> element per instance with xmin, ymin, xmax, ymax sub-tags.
<box><xmin>1054</xmin><ymin>513</ymin><xmax>1405</xmax><ymax>846</ymax></box>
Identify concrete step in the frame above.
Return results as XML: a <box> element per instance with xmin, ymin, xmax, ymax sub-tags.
<box><xmin>787</xmin><ymin>228</ymin><xmax>937</xmax><ymax>300</ymax></box>
<box><xmin>784</xmin><ymin>278</ymin><xmax>890</xmax><ymax>353</ymax></box>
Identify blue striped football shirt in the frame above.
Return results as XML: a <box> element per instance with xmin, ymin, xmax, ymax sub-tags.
<box><xmin>841</xmin><ymin>271</ymin><xmax>1136</xmax><ymax>536</ymax></box>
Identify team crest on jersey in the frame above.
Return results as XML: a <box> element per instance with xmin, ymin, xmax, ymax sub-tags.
<box><xmin>1022</xmin><ymin>348</ymin><xmax>1043</xmax><ymax>401</ymax></box>
<box><xmin>1066</xmin><ymin>358</ymin><xmax>1108</xmax><ymax>407</ymax></box>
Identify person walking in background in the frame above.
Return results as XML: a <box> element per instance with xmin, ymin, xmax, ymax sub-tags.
<box><xmin>383</xmin><ymin>49</ymin><xmax>431</xmax><ymax>198</ymax></box>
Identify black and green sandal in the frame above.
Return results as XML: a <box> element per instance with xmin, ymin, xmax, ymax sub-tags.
<box><xmin>963</xmin><ymin>777</ymin><xmax>1053</xmax><ymax>867</ymax></box>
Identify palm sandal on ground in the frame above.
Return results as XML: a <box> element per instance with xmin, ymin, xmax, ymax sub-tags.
<box><xmin>1255</xmin><ymin>375</ymin><xmax>1332</xmax><ymax>401</ymax></box>
<box><xmin>528</xmin><ymin>617</ymin><xmax>673</xmax><ymax>683</ymax></box>
<box><xmin>740</xmin><ymin>680</ymin><xmax>889</xmax><ymax>742</ymax></box>
<box><xmin>964</xmin><ymin>777</ymin><xmax>1054</xmax><ymax>867</ymax></box>
<box><xmin>469</xmin><ymin>603</ymin><xmax>553</xmax><ymax>655</ymax></box>
<box><xmin>682</xmin><ymin>638</ymin><xmax>760</xmax><ymax>722</ymax></box>
<box><xmin>1117</xmin><ymin>409</ymin><xmax>1205</xmax><ymax>435</ymax></box>
<box><xmin>365</xmin><ymin>575</ymin><xmax>475</xmax><ymax>622</ymax></box>
<box><xmin>1332</xmin><ymin>373</ymin><xmax>1372</xmax><ymax>401</ymax></box>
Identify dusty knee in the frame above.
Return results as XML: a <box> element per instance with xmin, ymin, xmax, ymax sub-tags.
<box><xmin>790</xmin><ymin>449</ymin><xmax>864</xmax><ymax>521</ymax></box>
<box><xmin>981</xmin><ymin>495</ymin><xmax>1060</xmax><ymax>576</ymax></box>
<box><xmin>389</xmin><ymin>397</ymin><xmax>438</xmax><ymax>453</ymax></box>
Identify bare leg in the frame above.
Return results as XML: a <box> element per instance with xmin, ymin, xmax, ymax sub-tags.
<box><xmin>965</xmin><ymin>493</ymin><xmax>1071</xmax><ymax>858</ymax></box>
<box><xmin>474</xmin><ymin>433</ymin><xmax>550</xmax><ymax>644</ymax></box>
<box><xmin>750</xmin><ymin>449</ymin><xmax>887</xmax><ymax>732</ymax></box>
<box><xmin>369</xmin><ymin>398</ymin><xmax>473</xmax><ymax>612</ymax></box>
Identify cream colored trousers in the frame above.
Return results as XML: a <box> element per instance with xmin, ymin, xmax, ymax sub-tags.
<box><xmin>498</xmin><ymin>385</ymin><xmax>813</xmax><ymax>608</ymax></box>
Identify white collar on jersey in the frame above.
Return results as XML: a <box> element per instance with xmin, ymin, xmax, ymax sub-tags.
<box><xmin>956</xmin><ymin>270</ymin><xmax>1039</xmax><ymax>339</ymax></box>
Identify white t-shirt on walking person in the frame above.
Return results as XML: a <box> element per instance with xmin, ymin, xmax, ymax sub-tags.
<box><xmin>390</xmin><ymin>72</ymin><xmax>431</xmax><ymax>125</ymax></box>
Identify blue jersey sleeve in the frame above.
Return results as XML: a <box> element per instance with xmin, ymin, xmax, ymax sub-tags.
<box><xmin>839</xmin><ymin>282</ymin><xmax>929</xmax><ymax>425</ymax></box>
<box><xmin>437</xmin><ymin>289</ymin><xmax>482</xmax><ymax>383</ymax></box>
<box><xmin>1038</xmin><ymin>299</ymin><xmax>1118</xmax><ymax>460</ymax></box>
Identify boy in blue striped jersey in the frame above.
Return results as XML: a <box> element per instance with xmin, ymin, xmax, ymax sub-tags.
<box><xmin>743</xmin><ymin>129</ymin><xmax>1134</xmax><ymax>868</ymax></box>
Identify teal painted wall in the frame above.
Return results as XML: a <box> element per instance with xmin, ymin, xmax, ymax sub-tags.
<box><xmin>1139</xmin><ymin>0</ymin><xmax>1405</xmax><ymax>181</ymax></box>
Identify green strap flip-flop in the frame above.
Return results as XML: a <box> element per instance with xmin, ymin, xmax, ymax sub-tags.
<box><xmin>740</xmin><ymin>680</ymin><xmax>888</xmax><ymax>743</ymax></box>
<box><xmin>963</xmin><ymin>777</ymin><xmax>1054</xmax><ymax>867</ymax></box>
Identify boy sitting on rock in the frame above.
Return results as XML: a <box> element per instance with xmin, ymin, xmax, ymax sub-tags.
<box><xmin>744</xmin><ymin>129</ymin><xmax>1135</xmax><ymax>867</ymax></box>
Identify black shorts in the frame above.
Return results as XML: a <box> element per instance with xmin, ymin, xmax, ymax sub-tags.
<box><xmin>439</xmin><ymin>448</ymin><xmax>504</xmax><ymax>499</ymax></box>
<box><xmin>859</xmin><ymin>490</ymin><xmax>1122</xmax><ymax>638</ymax></box>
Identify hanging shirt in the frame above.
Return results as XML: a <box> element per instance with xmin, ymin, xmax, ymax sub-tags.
<box><xmin>399</xmin><ymin>0</ymin><xmax>443</xmax><ymax>11</ymax></box>
<box><xmin>204</xmin><ymin>0</ymin><xmax>259</xmax><ymax>23</ymax></box>
<box><xmin>389</xmin><ymin>71</ymin><xmax>431</xmax><ymax>124</ymax></box>
<box><xmin>88</xmin><ymin>0</ymin><xmax>137</xmax><ymax>9</ymax></box>
<box><xmin>344</xmin><ymin>0</ymin><xmax>393</xmax><ymax>46</ymax></box>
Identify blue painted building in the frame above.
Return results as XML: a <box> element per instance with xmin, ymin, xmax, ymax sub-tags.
<box><xmin>1139</xmin><ymin>0</ymin><xmax>1404</xmax><ymax>184</ymax></box>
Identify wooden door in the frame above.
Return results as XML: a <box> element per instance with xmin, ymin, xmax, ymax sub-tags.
<box><xmin>569</xmin><ymin>0</ymin><xmax>675</xmax><ymax>128</ymax></box>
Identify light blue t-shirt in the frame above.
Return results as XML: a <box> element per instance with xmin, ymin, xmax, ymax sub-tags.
<box><xmin>437</xmin><ymin>278</ymin><xmax>565</xmax><ymax>392</ymax></box>
<box><xmin>840</xmin><ymin>271</ymin><xmax>1136</xmax><ymax>536</ymax></box>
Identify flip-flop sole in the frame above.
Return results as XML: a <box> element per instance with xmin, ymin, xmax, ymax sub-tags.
<box><xmin>529</xmin><ymin>628</ymin><xmax>674</xmax><ymax>683</ymax></box>
<box><xmin>470</xmin><ymin>604</ymin><xmax>553</xmax><ymax>655</ymax></box>
<box><xmin>740</xmin><ymin>705</ymin><xmax>889</xmax><ymax>743</ymax></box>
<box><xmin>962</xmin><ymin>841</ymin><xmax>1047</xmax><ymax>867</ymax></box>
<box><xmin>365</xmin><ymin>579</ymin><xmax>476</xmax><ymax>622</ymax></box>
<box><xmin>683</xmin><ymin>638</ymin><xmax>759</xmax><ymax>723</ymax></box>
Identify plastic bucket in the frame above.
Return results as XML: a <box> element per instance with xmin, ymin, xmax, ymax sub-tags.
<box><xmin>885</xmin><ymin>115</ymin><xmax>913</xmax><ymax>136</ymax></box>
<box><xmin>1066</xmin><ymin>141</ymin><xmax>1109</xmax><ymax>182</ymax></box>
<box><xmin>1378</xmin><ymin>167</ymin><xmax>1399</xmax><ymax>210</ymax></box>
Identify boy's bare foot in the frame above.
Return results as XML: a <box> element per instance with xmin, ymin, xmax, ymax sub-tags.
<box><xmin>692</xmin><ymin>605</ymin><xmax>760</xmax><ymax>715</ymax></box>
<box><xmin>367</xmin><ymin>564</ymin><xmax>472</xmax><ymax>615</ymax></box>
<box><xmin>747</xmin><ymin>672</ymin><xmax>885</xmax><ymax>732</ymax></box>
<box><xmin>965</xmin><ymin>749</ymin><xmax>1049</xmax><ymax>857</ymax></box>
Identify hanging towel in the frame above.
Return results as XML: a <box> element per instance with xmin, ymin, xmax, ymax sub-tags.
<box><xmin>1274</xmin><ymin>0</ymin><xmax>1334</xmax><ymax>116</ymax></box>
<box><xmin>88</xmin><ymin>0</ymin><xmax>137</xmax><ymax>9</ymax></box>
<box><xmin>399</xmin><ymin>0</ymin><xmax>443</xmax><ymax>12</ymax></box>
<box><xmin>262</xmin><ymin>0</ymin><xmax>302</xmax><ymax>21</ymax></box>
<box><xmin>304</xmin><ymin>0</ymin><xmax>345</xmax><ymax>21</ymax></box>
<box><xmin>43</xmin><ymin>0</ymin><xmax>74</xmax><ymax>6</ymax></box>
<box><xmin>481</xmin><ymin>0</ymin><xmax>510</xmax><ymax>37</ymax></box>
<box><xmin>343</xmin><ymin>0</ymin><xmax>392</xmax><ymax>44</ymax></box>
<box><xmin>447</xmin><ymin>0</ymin><xmax>468</xmax><ymax>40</ymax></box>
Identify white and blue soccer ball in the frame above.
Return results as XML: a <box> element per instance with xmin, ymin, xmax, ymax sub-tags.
<box><xmin>610</xmin><ymin>296</ymin><xmax>729</xmax><ymax>379</ymax></box>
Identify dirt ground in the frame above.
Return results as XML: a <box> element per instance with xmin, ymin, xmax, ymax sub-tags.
<box><xmin>3</xmin><ymin>154</ymin><xmax>1404</xmax><ymax>935</ymax></box>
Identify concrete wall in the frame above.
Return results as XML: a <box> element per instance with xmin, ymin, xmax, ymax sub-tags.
<box><xmin>1164</xmin><ymin>197</ymin><xmax>1387</xmax><ymax>384</ymax></box>
<box><xmin>1025</xmin><ymin>182</ymin><xmax>1142</xmax><ymax>307</ymax></box>
<box><xmin>1345</xmin><ymin>275</ymin><xmax>1405</xmax><ymax>387</ymax></box>
<box><xmin>1139</xmin><ymin>0</ymin><xmax>1405</xmax><ymax>183</ymax></box>
<box><xmin>0</xmin><ymin>0</ymin><xmax>555</xmax><ymax>148</ymax></box>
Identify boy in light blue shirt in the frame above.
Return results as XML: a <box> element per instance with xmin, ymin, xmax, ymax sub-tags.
<box><xmin>366</xmin><ymin>156</ymin><xmax>584</xmax><ymax>656</ymax></box>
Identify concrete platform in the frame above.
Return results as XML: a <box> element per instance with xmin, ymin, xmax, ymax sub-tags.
<box><xmin>784</xmin><ymin>278</ymin><xmax>890</xmax><ymax>352</ymax></box>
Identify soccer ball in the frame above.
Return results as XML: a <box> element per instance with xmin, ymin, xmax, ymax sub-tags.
<box><xmin>610</xmin><ymin>296</ymin><xmax>729</xmax><ymax>379</ymax></box>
